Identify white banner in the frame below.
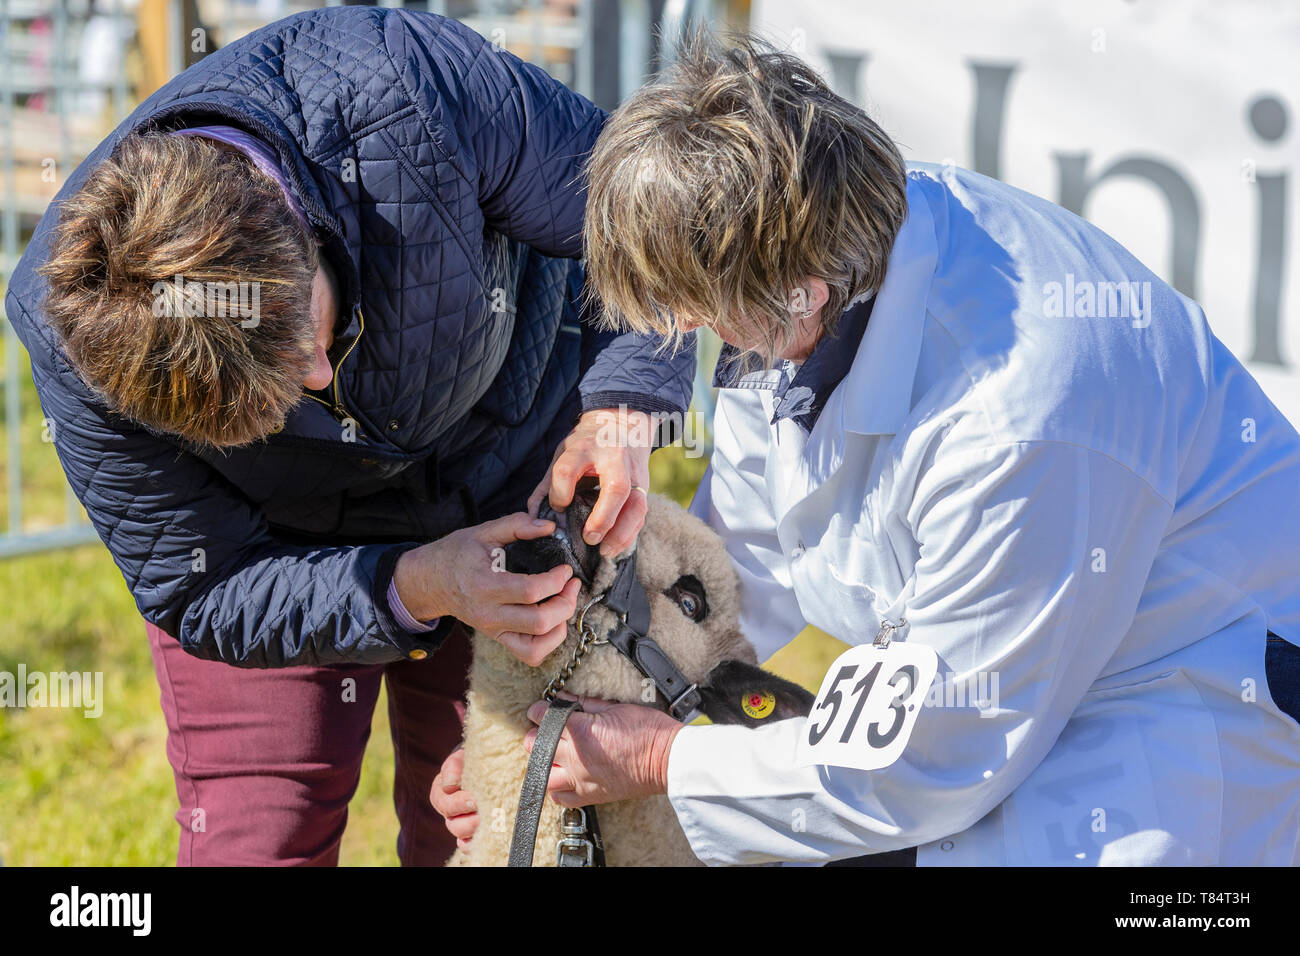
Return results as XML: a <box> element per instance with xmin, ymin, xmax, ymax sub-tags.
<box><xmin>750</xmin><ymin>0</ymin><xmax>1299</xmax><ymax>424</ymax></box>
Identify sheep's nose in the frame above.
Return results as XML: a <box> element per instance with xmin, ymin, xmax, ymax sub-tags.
<box><xmin>515</xmin><ymin>476</ymin><xmax>601</xmax><ymax>585</ymax></box>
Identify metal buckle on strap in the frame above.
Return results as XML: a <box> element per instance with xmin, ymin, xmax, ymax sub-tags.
<box><xmin>668</xmin><ymin>684</ymin><xmax>703</xmax><ymax>724</ymax></box>
<box><xmin>556</xmin><ymin>807</ymin><xmax>595</xmax><ymax>867</ymax></box>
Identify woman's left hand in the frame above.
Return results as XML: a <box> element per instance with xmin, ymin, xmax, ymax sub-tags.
<box><xmin>523</xmin><ymin>696</ymin><xmax>683</xmax><ymax>806</ymax></box>
<box><xmin>527</xmin><ymin>407</ymin><xmax>655</xmax><ymax>558</ymax></box>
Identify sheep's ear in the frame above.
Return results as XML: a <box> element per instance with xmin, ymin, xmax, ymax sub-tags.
<box><xmin>697</xmin><ymin>660</ymin><xmax>815</xmax><ymax>727</ymax></box>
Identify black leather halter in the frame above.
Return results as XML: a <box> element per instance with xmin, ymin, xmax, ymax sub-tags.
<box><xmin>508</xmin><ymin>548</ymin><xmax>703</xmax><ymax>867</ymax></box>
<box><xmin>598</xmin><ymin>549</ymin><xmax>704</xmax><ymax>723</ymax></box>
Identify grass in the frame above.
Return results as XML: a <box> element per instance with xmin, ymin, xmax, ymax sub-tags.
<box><xmin>0</xmin><ymin>331</ymin><xmax>844</xmax><ymax>866</ymax></box>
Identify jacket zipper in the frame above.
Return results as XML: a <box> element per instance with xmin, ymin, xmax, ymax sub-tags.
<box><xmin>302</xmin><ymin>305</ymin><xmax>367</xmax><ymax>439</ymax></box>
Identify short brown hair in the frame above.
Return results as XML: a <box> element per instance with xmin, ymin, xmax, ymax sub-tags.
<box><xmin>38</xmin><ymin>129</ymin><xmax>320</xmax><ymax>447</ymax></box>
<box><xmin>583</xmin><ymin>28</ymin><xmax>908</xmax><ymax>363</ymax></box>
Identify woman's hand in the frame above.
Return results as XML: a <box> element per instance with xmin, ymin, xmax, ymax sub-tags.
<box><xmin>523</xmin><ymin>696</ymin><xmax>683</xmax><ymax>806</ymax></box>
<box><xmin>431</xmin><ymin>747</ymin><xmax>479</xmax><ymax>853</ymax></box>
<box><xmin>527</xmin><ymin>407</ymin><xmax>655</xmax><ymax>558</ymax></box>
<box><xmin>393</xmin><ymin>512</ymin><xmax>581</xmax><ymax>666</ymax></box>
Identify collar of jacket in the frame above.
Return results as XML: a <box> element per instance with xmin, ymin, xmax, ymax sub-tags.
<box><xmin>710</xmin><ymin>172</ymin><xmax>939</xmax><ymax>437</ymax></box>
<box><xmin>167</xmin><ymin>125</ymin><xmax>315</xmax><ymax>238</ymax></box>
<box><xmin>711</xmin><ymin>294</ymin><xmax>875</xmax><ymax>433</ymax></box>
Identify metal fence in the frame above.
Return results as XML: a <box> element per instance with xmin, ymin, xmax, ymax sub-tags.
<box><xmin>0</xmin><ymin>0</ymin><xmax>133</xmax><ymax>557</ymax></box>
<box><xmin>0</xmin><ymin>0</ymin><xmax>726</xmax><ymax>559</ymax></box>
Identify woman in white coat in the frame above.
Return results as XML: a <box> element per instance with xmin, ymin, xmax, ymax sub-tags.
<box><xmin>438</xmin><ymin>30</ymin><xmax>1300</xmax><ymax>866</ymax></box>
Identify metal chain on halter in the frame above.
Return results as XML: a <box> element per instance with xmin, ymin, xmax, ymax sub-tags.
<box><xmin>542</xmin><ymin>594</ymin><xmax>611</xmax><ymax>701</ymax></box>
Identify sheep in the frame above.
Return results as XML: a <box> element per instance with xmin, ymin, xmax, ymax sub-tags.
<box><xmin>447</xmin><ymin>479</ymin><xmax>811</xmax><ymax>866</ymax></box>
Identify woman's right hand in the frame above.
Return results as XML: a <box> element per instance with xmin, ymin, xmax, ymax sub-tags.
<box><xmin>432</xmin><ymin>747</ymin><xmax>480</xmax><ymax>851</ymax></box>
<box><xmin>393</xmin><ymin>512</ymin><xmax>581</xmax><ymax>666</ymax></box>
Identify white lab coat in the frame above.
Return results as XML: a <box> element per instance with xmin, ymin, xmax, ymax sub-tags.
<box><xmin>667</xmin><ymin>163</ymin><xmax>1300</xmax><ymax>866</ymax></box>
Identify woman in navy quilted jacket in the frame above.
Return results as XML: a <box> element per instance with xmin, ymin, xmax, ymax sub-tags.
<box><xmin>5</xmin><ymin>8</ymin><xmax>694</xmax><ymax>865</ymax></box>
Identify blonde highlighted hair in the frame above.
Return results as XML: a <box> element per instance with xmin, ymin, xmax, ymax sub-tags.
<box><xmin>38</xmin><ymin>129</ymin><xmax>320</xmax><ymax>447</ymax></box>
<box><xmin>583</xmin><ymin>28</ymin><xmax>908</xmax><ymax>365</ymax></box>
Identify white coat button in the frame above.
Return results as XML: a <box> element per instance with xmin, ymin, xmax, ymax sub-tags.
<box><xmin>940</xmin><ymin>840</ymin><xmax>954</xmax><ymax>851</ymax></box>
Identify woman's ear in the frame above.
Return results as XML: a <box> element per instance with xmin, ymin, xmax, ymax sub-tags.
<box><xmin>698</xmin><ymin>659</ymin><xmax>815</xmax><ymax>727</ymax></box>
<box><xmin>788</xmin><ymin>278</ymin><xmax>830</xmax><ymax>317</ymax></box>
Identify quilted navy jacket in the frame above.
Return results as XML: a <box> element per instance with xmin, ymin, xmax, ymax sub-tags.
<box><xmin>4</xmin><ymin>8</ymin><xmax>694</xmax><ymax>667</ymax></box>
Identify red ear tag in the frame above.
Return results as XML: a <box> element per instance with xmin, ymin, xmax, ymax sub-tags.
<box><xmin>742</xmin><ymin>690</ymin><xmax>776</xmax><ymax>719</ymax></box>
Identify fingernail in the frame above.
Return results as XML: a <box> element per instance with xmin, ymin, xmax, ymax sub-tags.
<box><xmin>584</xmin><ymin>531</ymin><xmax>602</xmax><ymax>545</ymax></box>
<box><xmin>533</xmin><ymin>517</ymin><xmax>551</xmax><ymax>527</ymax></box>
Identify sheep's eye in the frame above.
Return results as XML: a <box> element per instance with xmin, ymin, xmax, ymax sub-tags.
<box><xmin>665</xmin><ymin>574</ymin><xmax>708</xmax><ymax>622</ymax></box>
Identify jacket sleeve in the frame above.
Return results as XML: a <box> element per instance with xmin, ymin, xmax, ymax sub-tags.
<box><xmin>667</xmin><ymin>435</ymin><xmax>1171</xmax><ymax>865</ymax></box>
<box><xmin>385</xmin><ymin>10</ymin><xmax>695</xmax><ymax>420</ymax></box>
<box><xmin>578</xmin><ymin>332</ymin><xmax>697</xmax><ymax>422</ymax></box>
<box><xmin>19</xmin><ymin>305</ymin><xmax>448</xmax><ymax>668</ymax></box>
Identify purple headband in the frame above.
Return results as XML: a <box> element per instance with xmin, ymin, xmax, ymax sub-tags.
<box><xmin>169</xmin><ymin>125</ymin><xmax>314</xmax><ymax>238</ymax></box>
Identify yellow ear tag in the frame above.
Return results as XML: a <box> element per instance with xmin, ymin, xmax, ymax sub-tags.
<box><xmin>741</xmin><ymin>690</ymin><xmax>776</xmax><ymax>719</ymax></box>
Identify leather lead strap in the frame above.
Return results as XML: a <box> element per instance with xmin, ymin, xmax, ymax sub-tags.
<box><xmin>509</xmin><ymin>698</ymin><xmax>603</xmax><ymax>867</ymax></box>
<box><xmin>509</xmin><ymin>699</ymin><xmax>577</xmax><ymax>867</ymax></box>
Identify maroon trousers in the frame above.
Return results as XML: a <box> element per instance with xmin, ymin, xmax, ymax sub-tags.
<box><xmin>146</xmin><ymin>621</ymin><xmax>471</xmax><ymax>866</ymax></box>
